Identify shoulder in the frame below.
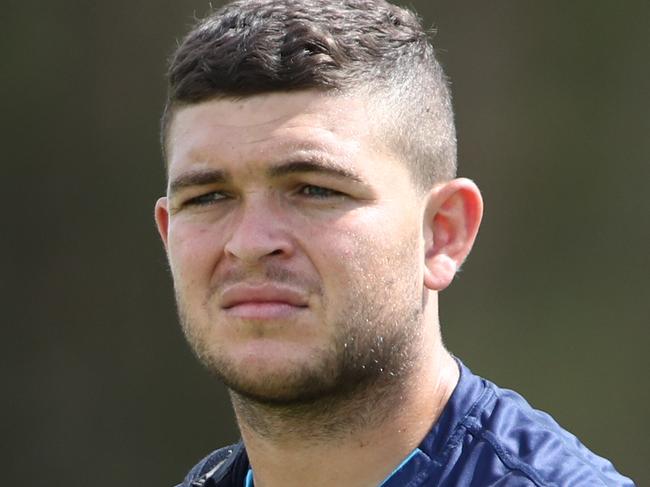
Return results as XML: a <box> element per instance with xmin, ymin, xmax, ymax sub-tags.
<box><xmin>424</xmin><ymin>360</ymin><xmax>635</xmax><ymax>486</ymax></box>
<box><xmin>452</xmin><ymin>373</ymin><xmax>635</xmax><ymax>486</ymax></box>
<box><xmin>173</xmin><ymin>442</ymin><xmax>247</xmax><ymax>487</ymax></box>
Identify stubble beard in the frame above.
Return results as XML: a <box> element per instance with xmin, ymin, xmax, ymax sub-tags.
<box><xmin>175</xmin><ymin>247</ymin><xmax>425</xmax><ymax>439</ymax></box>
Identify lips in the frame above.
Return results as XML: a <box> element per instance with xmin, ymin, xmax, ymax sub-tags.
<box><xmin>220</xmin><ymin>284</ymin><xmax>309</xmax><ymax>319</ymax></box>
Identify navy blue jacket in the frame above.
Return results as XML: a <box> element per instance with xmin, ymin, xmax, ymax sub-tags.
<box><xmin>176</xmin><ymin>360</ymin><xmax>634</xmax><ymax>486</ymax></box>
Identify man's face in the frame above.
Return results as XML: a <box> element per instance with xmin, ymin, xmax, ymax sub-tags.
<box><xmin>156</xmin><ymin>91</ymin><xmax>429</xmax><ymax>405</ymax></box>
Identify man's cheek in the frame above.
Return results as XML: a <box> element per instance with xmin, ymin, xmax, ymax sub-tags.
<box><xmin>169</xmin><ymin>233</ymin><xmax>211</xmax><ymax>273</ymax></box>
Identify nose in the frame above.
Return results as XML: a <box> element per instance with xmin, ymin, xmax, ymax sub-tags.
<box><xmin>223</xmin><ymin>196</ymin><xmax>294</xmax><ymax>264</ymax></box>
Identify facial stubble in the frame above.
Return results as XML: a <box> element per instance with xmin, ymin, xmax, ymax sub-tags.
<box><xmin>175</xmin><ymin>236</ymin><xmax>426</xmax><ymax>438</ymax></box>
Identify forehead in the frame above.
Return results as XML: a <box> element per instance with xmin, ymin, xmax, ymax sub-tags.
<box><xmin>166</xmin><ymin>91</ymin><xmax>394</xmax><ymax>178</ymax></box>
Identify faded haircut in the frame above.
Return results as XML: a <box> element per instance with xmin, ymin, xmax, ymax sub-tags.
<box><xmin>162</xmin><ymin>0</ymin><xmax>457</xmax><ymax>189</ymax></box>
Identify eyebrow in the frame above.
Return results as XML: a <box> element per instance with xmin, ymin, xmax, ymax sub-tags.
<box><xmin>169</xmin><ymin>169</ymin><xmax>228</xmax><ymax>195</ymax></box>
<box><xmin>267</xmin><ymin>160</ymin><xmax>364</xmax><ymax>183</ymax></box>
<box><xmin>168</xmin><ymin>159</ymin><xmax>364</xmax><ymax>196</ymax></box>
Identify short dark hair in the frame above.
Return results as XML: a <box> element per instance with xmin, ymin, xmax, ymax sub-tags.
<box><xmin>162</xmin><ymin>0</ymin><xmax>457</xmax><ymax>188</ymax></box>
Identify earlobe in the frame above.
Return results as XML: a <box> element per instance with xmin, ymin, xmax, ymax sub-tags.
<box><xmin>422</xmin><ymin>178</ymin><xmax>483</xmax><ymax>291</ymax></box>
<box><xmin>423</xmin><ymin>254</ymin><xmax>457</xmax><ymax>291</ymax></box>
<box><xmin>154</xmin><ymin>197</ymin><xmax>170</xmax><ymax>250</ymax></box>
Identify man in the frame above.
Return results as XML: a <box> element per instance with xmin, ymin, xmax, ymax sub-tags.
<box><xmin>154</xmin><ymin>0</ymin><xmax>634</xmax><ymax>485</ymax></box>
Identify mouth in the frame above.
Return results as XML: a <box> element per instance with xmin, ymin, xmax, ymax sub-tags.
<box><xmin>221</xmin><ymin>284</ymin><xmax>309</xmax><ymax>320</ymax></box>
<box><xmin>224</xmin><ymin>301</ymin><xmax>308</xmax><ymax>319</ymax></box>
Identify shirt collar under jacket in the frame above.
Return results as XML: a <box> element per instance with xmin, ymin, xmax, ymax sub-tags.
<box><xmin>243</xmin><ymin>445</ymin><xmax>428</xmax><ymax>487</ymax></box>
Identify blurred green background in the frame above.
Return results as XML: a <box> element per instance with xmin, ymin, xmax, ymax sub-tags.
<box><xmin>2</xmin><ymin>0</ymin><xmax>647</xmax><ymax>485</ymax></box>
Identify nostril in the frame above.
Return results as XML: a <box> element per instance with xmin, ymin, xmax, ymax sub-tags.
<box><xmin>269</xmin><ymin>249</ymin><xmax>284</xmax><ymax>256</ymax></box>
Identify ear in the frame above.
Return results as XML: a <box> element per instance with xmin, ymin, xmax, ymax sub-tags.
<box><xmin>154</xmin><ymin>197</ymin><xmax>170</xmax><ymax>251</ymax></box>
<box><xmin>422</xmin><ymin>178</ymin><xmax>483</xmax><ymax>291</ymax></box>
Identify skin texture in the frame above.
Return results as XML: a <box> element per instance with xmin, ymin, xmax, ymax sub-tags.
<box><xmin>155</xmin><ymin>91</ymin><xmax>483</xmax><ymax>487</ymax></box>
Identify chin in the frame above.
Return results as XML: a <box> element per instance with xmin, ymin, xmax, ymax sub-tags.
<box><xmin>205</xmin><ymin>348</ymin><xmax>342</xmax><ymax>406</ymax></box>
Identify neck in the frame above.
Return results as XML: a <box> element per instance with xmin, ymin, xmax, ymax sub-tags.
<box><xmin>232</xmin><ymin>325</ymin><xmax>459</xmax><ymax>487</ymax></box>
